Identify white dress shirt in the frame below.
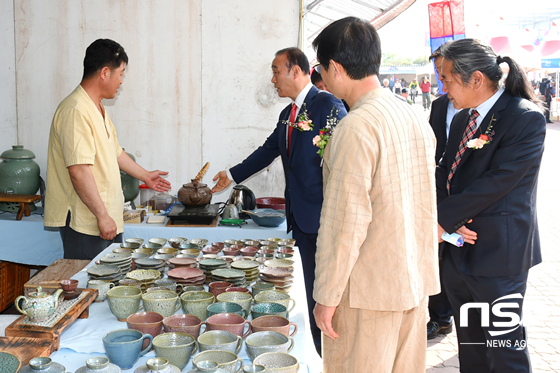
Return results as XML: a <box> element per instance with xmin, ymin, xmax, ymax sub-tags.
<box><xmin>470</xmin><ymin>86</ymin><xmax>505</xmax><ymax>130</ymax></box>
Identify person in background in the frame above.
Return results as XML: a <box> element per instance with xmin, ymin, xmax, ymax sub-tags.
<box><xmin>383</xmin><ymin>78</ymin><xmax>390</xmax><ymax>88</ymax></box>
<box><xmin>394</xmin><ymin>78</ymin><xmax>402</xmax><ymax>94</ymax></box>
<box><xmin>420</xmin><ymin>75</ymin><xmax>432</xmax><ymax>111</ymax></box>
<box><xmin>540</xmin><ymin>77</ymin><xmax>554</xmax><ymax>123</ymax></box>
<box><xmin>212</xmin><ymin>47</ymin><xmax>347</xmax><ymax>354</ymax></box>
<box><xmin>426</xmin><ymin>46</ymin><xmax>459</xmax><ymax>340</ymax></box>
<box><xmin>45</xmin><ymin>39</ymin><xmax>171</xmax><ymax>260</ymax></box>
<box><xmin>311</xmin><ymin>67</ymin><xmax>329</xmax><ymax>91</ymax></box>
<box><xmin>389</xmin><ymin>76</ymin><xmax>395</xmax><ymax>92</ymax></box>
<box><xmin>437</xmin><ymin>38</ymin><xmax>545</xmax><ymax>373</ymax></box>
<box><xmin>312</xmin><ymin>16</ymin><xmax>439</xmax><ymax>372</ymax></box>
<box><xmin>409</xmin><ymin>78</ymin><xmax>419</xmax><ymax>103</ymax></box>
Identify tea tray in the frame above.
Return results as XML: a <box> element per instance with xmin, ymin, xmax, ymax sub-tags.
<box><xmin>0</xmin><ymin>336</ymin><xmax>55</xmax><ymax>366</ymax></box>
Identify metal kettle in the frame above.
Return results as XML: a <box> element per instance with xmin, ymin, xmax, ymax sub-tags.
<box><xmin>227</xmin><ymin>185</ymin><xmax>256</xmax><ymax>219</ymax></box>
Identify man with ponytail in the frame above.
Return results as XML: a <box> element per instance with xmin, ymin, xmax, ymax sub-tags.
<box><xmin>436</xmin><ymin>38</ymin><xmax>545</xmax><ymax>373</ymax></box>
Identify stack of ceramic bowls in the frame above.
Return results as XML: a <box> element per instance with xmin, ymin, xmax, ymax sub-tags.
<box><xmin>198</xmin><ymin>259</ymin><xmax>228</xmax><ymax>284</ymax></box>
<box><xmin>87</xmin><ymin>264</ymin><xmax>122</xmax><ymax>283</ymax></box>
<box><xmin>211</xmin><ymin>268</ymin><xmax>246</xmax><ymax>287</ymax></box>
<box><xmin>167</xmin><ymin>257</ymin><xmax>197</xmax><ymax>269</ymax></box>
<box><xmin>259</xmin><ymin>266</ymin><xmax>294</xmax><ymax>293</ymax></box>
<box><xmin>100</xmin><ymin>253</ymin><xmax>133</xmax><ymax>274</ymax></box>
<box><xmin>231</xmin><ymin>260</ymin><xmax>260</xmax><ymax>283</ymax></box>
<box><xmin>126</xmin><ymin>269</ymin><xmax>161</xmax><ymax>288</ymax></box>
<box><xmin>167</xmin><ymin>267</ymin><xmax>205</xmax><ymax>286</ymax></box>
<box><xmin>135</xmin><ymin>258</ymin><xmax>165</xmax><ymax>274</ymax></box>
<box><xmin>190</xmin><ymin>238</ymin><xmax>209</xmax><ymax>247</ymax></box>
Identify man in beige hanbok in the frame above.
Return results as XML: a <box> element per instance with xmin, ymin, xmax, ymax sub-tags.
<box><xmin>312</xmin><ymin>17</ymin><xmax>440</xmax><ymax>373</ymax></box>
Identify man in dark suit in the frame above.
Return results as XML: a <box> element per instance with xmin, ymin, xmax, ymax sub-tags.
<box><xmin>426</xmin><ymin>49</ymin><xmax>459</xmax><ymax>340</ymax></box>
<box><xmin>212</xmin><ymin>47</ymin><xmax>347</xmax><ymax>354</ymax></box>
<box><xmin>436</xmin><ymin>39</ymin><xmax>545</xmax><ymax>372</ymax></box>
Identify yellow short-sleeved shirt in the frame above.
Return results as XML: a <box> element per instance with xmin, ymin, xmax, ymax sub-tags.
<box><xmin>44</xmin><ymin>85</ymin><xmax>124</xmax><ymax>236</ymax></box>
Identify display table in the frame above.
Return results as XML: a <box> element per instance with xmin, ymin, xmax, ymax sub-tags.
<box><xmin>48</xmin><ymin>243</ymin><xmax>322</xmax><ymax>372</ymax></box>
<box><xmin>0</xmin><ymin>211</ymin><xmax>290</xmax><ymax>266</ymax></box>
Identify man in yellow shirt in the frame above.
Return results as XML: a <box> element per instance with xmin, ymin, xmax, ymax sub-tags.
<box><xmin>45</xmin><ymin>39</ymin><xmax>170</xmax><ymax>260</ymax></box>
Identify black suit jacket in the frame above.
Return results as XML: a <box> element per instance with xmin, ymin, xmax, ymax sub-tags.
<box><xmin>436</xmin><ymin>91</ymin><xmax>546</xmax><ymax>277</ymax></box>
<box><xmin>230</xmin><ymin>86</ymin><xmax>347</xmax><ymax>234</ymax></box>
<box><xmin>429</xmin><ymin>94</ymin><xmax>451</xmax><ymax>164</ymax></box>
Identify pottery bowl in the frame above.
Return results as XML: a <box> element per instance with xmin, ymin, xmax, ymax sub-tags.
<box><xmin>278</xmin><ymin>239</ymin><xmax>296</xmax><ymax>247</ymax></box>
<box><xmin>192</xmin><ymin>350</ymin><xmax>244</xmax><ymax>373</ymax></box>
<box><xmin>207</xmin><ymin>302</ymin><xmax>247</xmax><ymax>319</ymax></box>
<box><xmin>153</xmin><ymin>254</ymin><xmax>175</xmax><ymax>260</ymax></box>
<box><xmin>275</xmin><ymin>253</ymin><xmax>293</xmax><ymax>260</ymax></box>
<box><xmin>251</xmin><ymin>303</ymin><xmax>288</xmax><ymax>320</ymax></box>
<box><xmin>208</xmin><ymin>281</ymin><xmax>232</xmax><ymax>298</ymax></box>
<box><xmin>253</xmin><ymin>352</ymin><xmax>299</xmax><ymax>373</ymax></box>
<box><xmin>131</xmin><ymin>252</ymin><xmax>149</xmax><ymax>260</ymax></box>
<box><xmin>168</xmin><ymin>237</ymin><xmax>187</xmax><ymax>248</ymax></box>
<box><xmin>216</xmin><ymin>292</ymin><xmax>253</xmax><ymax>313</ymax></box>
<box><xmin>244</xmin><ymin>240</ymin><xmax>261</xmax><ymax>247</ymax></box>
<box><xmin>202</xmin><ymin>246</ymin><xmax>221</xmax><ymax>255</ymax></box>
<box><xmin>240</xmin><ymin>246</ymin><xmax>259</xmax><ymax>257</ymax></box>
<box><xmin>277</xmin><ymin>247</ymin><xmax>294</xmax><ymax>255</ymax></box>
<box><xmin>229</xmin><ymin>244</ymin><xmax>245</xmax><ymax>250</ymax></box>
<box><xmin>134</xmin><ymin>248</ymin><xmax>154</xmax><ymax>256</ymax></box>
<box><xmin>259</xmin><ymin>241</ymin><xmax>277</xmax><ymax>248</ymax></box>
<box><xmin>122</xmin><ymin>241</ymin><xmax>141</xmax><ymax>249</ymax></box>
<box><xmin>60</xmin><ymin>279</ymin><xmax>79</xmax><ymax>292</ymax></box>
<box><xmin>149</xmin><ymin>238</ymin><xmax>167</xmax><ymax>246</ymax></box>
<box><xmin>127</xmin><ymin>238</ymin><xmax>145</xmax><ymax>245</ymax></box>
<box><xmin>190</xmin><ymin>238</ymin><xmax>209</xmax><ymax>246</ymax></box>
<box><xmin>157</xmin><ymin>247</ymin><xmax>179</xmax><ymax>256</ymax></box>
<box><xmin>142</xmin><ymin>290</ymin><xmax>181</xmax><ymax>317</ymax></box>
<box><xmin>211</xmin><ymin>242</ymin><xmax>225</xmax><ymax>249</ymax></box>
<box><xmin>179</xmin><ymin>248</ymin><xmax>201</xmax><ymax>258</ymax></box>
<box><xmin>179</xmin><ymin>242</ymin><xmax>201</xmax><ymax>250</ymax></box>
<box><xmin>222</xmin><ymin>247</ymin><xmax>240</xmax><ymax>256</ymax></box>
<box><xmin>258</xmin><ymin>248</ymin><xmax>275</xmax><ymax>255</ymax></box>
<box><xmin>163</xmin><ymin>314</ymin><xmax>205</xmax><ymax>338</ymax></box>
<box><xmin>202</xmin><ymin>254</ymin><xmax>219</xmax><ymax>260</ymax></box>
<box><xmin>251</xmin><ymin>282</ymin><xmax>275</xmax><ymax>297</ymax></box>
<box><xmin>113</xmin><ymin>247</ymin><xmax>133</xmax><ymax>254</ymax></box>
<box><xmin>223</xmin><ymin>239</ymin><xmax>240</xmax><ymax>247</ymax></box>
<box><xmin>153</xmin><ymin>332</ymin><xmax>198</xmax><ymax>369</ymax></box>
<box><xmin>225</xmin><ymin>287</ymin><xmax>251</xmax><ymax>296</ymax></box>
<box><xmin>245</xmin><ymin>331</ymin><xmax>294</xmax><ymax>360</ymax></box>
<box><xmin>144</xmin><ymin>242</ymin><xmax>164</xmax><ymax>250</ymax></box>
<box><xmin>251</xmin><ymin>209</ymin><xmax>286</xmax><ymax>228</ymax></box>
<box><xmin>197</xmin><ymin>330</ymin><xmax>242</xmax><ymax>354</ymax></box>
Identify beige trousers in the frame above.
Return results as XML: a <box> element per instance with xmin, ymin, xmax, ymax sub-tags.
<box><xmin>322</xmin><ymin>290</ymin><xmax>427</xmax><ymax>373</ymax></box>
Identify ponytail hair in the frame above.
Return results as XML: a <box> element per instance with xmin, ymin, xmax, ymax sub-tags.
<box><xmin>440</xmin><ymin>39</ymin><xmax>543</xmax><ymax>111</ymax></box>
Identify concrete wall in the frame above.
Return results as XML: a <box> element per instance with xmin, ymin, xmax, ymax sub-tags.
<box><xmin>5</xmin><ymin>0</ymin><xmax>299</xmax><ymax>202</ymax></box>
<box><xmin>0</xmin><ymin>0</ymin><xmax>17</xmax><ymax>151</ymax></box>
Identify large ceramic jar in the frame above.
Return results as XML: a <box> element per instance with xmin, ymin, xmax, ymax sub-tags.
<box><xmin>178</xmin><ymin>179</ymin><xmax>212</xmax><ymax>208</ymax></box>
<box><xmin>120</xmin><ymin>151</ymin><xmax>140</xmax><ymax>208</ymax></box>
<box><xmin>0</xmin><ymin>145</ymin><xmax>41</xmax><ymax>212</ymax></box>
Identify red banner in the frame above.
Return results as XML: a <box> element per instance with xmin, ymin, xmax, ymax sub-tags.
<box><xmin>428</xmin><ymin>0</ymin><xmax>465</xmax><ymax>38</ymax></box>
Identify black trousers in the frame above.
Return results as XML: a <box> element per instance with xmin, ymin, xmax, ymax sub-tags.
<box><xmin>291</xmin><ymin>218</ymin><xmax>321</xmax><ymax>355</ymax></box>
<box><xmin>60</xmin><ymin>212</ymin><xmax>123</xmax><ymax>260</ymax></box>
<box><xmin>442</xmin><ymin>247</ymin><xmax>531</xmax><ymax>373</ymax></box>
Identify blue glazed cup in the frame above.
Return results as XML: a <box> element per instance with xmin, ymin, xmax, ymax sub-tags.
<box><xmin>102</xmin><ymin>329</ymin><xmax>153</xmax><ymax>369</ymax></box>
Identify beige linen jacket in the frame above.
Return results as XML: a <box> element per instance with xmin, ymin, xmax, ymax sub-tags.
<box><xmin>313</xmin><ymin>88</ymin><xmax>440</xmax><ymax>312</ymax></box>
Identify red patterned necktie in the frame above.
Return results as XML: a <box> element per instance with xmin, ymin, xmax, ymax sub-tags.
<box><xmin>446</xmin><ymin>110</ymin><xmax>480</xmax><ymax>193</ymax></box>
<box><xmin>287</xmin><ymin>103</ymin><xmax>298</xmax><ymax>156</ymax></box>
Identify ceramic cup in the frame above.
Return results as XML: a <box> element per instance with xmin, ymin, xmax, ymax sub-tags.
<box><xmin>163</xmin><ymin>314</ymin><xmax>206</xmax><ymax>339</ymax></box>
<box><xmin>118</xmin><ymin>278</ymin><xmax>146</xmax><ymax>291</ymax></box>
<box><xmin>216</xmin><ymin>292</ymin><xmax>253</xmax><ymax>314</ymax></box>
<box><xmin>126</xmin><ymin>311</ymin><xmax>164</xmax><ymax>349</ymax></box>
<box><xmin>225</xmin><ymin>287</ymin><xmax>252</xmax><ymax>296</ymax></box>
<box><xmin>249</xmin><ymin>315</ymin><xmax>298</xmax><ymax>337</ymax></box>
<box><xmin>244</xmin><ymin>365</ymin><xmax>266</xmax><ymax>373</ymax></box>
<box><xmin>205</xmin><ymin>313</ymin><xmax>251</xmax><ymax>338</ymax></box>
<box><xmin>197</xmin><ymin>329</ymin><xmax>243</xmax><ymax>354</ymax></box>
<box><xmin>251</xmin><ymin>283</ymin><xmax>275</xmax><ymax>297</ymax></box>
<box><xmin>142</xmin><ymin>290</ymin><xmax>181</xmax><ymax>317</ymax></box>
<box><xmin>154</xmin><ymin>278</ymin><xmax>184</xmax><ymax>294</ymax></box>
<box><xmin>253</xmin><ymin>352</ymin><xmax>299</xmax><ymax>373</ymax></box>
<box><xmin>245</xmin><ymin>331</ymin><xmax>294</xmax><ymax>361</ymax></box>
<box><xmin>207</xmin><ymin>302</ymin><xmax>248</xmax><ymax>319</ymax></box>
<box><xmin>102</xmin><ymin>329</ymin><xmax>153</xmax><ymax>369</ymax></box>
<box><xmin>182</xmin><ymin>285</ymin><xmax>206</xmax><ymax>293</ymax></box>
<box><xmin>192</xmin><ymin>350</ymin><xmax>244</xmax><ymax>373</ymax></box>
<box><xmin>253</xmin><ymin>290</ymin><xmax>296</xmax><ymax>314</ymax></box>
<box><xmin>208</xmin><ymin>281</ymin><xmax>232</xmax><ymax>297</ymax></box>
<box><xmin>106</xmin><ymin>286</ymin><xmax>143</xmax><ymax>321</ymax></box>
<box><xmin>146</xmin><ymin>286</ymin><xmax>173</xmax><ymax>293</ymax></box>
<box><xmin>87</xmin><ymin>280</ymin><xmax>114</xmax><ymax>302</ymax></box>
<box><xmin>180</xmin><ymin>291</ymin><xmax>215</xmax><ymax>321</ymax></box>
<box><xmin>251</xmin><ymin>303</ymin><xmax>288</xmax><ymax>320</ymax></box>
<box><xmin>194</xmin><ymin>360</ymin><xmax>220</xmax><ymax>372</ymax></box>
<box><xmin>153</xmin><ymin>332</ymin><xmax>198</xmax><ymax>370</ymax></box>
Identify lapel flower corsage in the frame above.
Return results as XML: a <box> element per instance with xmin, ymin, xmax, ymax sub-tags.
<box><xmin>467</xmin><ymin>114</ymin><xmax>496</xmax><ymax>150</ymax></box>
<box><xmin>313</xmin><ymin>106</ymin><xmax>341</xmax><ymax>158</ymax></box>
<box><xmin>281</xmin><ymin>103</ymin><xmax>314</xmax><ymax>131</ymax></box>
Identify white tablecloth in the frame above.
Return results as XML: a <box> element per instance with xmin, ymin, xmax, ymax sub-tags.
<box><xmin>49</xmin><ymin>243</ymin><xmax>322</xmax><ymax>372</ymax></box>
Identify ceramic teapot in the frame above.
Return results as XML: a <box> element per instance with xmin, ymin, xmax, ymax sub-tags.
<box><xmin>178</xmin><ymin>179</ymin><xmax>212</xmax><ymax>207</ymax></box>
<box><xmin>15</xmin><ymin>286</ymin><xmax>63</xmax><ymax>321</ymax></box>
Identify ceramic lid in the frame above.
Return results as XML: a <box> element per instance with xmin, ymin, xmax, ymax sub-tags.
<box><xmin>1</xmin><ymin>145</ymin><xmax>36</xmax><ymax>159</ymax></box>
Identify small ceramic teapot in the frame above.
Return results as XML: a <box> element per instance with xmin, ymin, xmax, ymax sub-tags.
<box><xmin>178</xmin><ymin>179</ymin><xmax>212</xmax><ymax>207</ymax></box>
<box><xmin>15</xmin><ymin>286</ymin><xmax>63</xmax><ymax>321</ymax></box>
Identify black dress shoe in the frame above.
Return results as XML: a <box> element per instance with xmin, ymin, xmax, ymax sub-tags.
<box><xmin>427</xmin><ymin>321</ymin><xmax>453</xmax><ymax>340</ymax></box>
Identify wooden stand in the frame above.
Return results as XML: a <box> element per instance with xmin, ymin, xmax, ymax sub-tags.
<box><xmin>24</xmin><ymin>259</ymin><xmax>90</xmax><ymax>296</ymax></box>
<box><xmin>5</xmin><ymin>288</ymin><xmax>97</xmax><ymax>350</ymax></box>
<box><xmin>0</xmin><ymin>193</ymin><xmax>41</xmax><ymax>220</ymax></box>
<box><xmin>0</xmin><ymin>336</ymin><xmax>56</xmax><ymax>366</ymax></box>
<box><xmin>166</xmin><ymin>215</ymin><xmax>219</xmax><ymax>227</ymax></box>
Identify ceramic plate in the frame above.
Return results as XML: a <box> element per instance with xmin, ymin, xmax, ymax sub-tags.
<box><xmin>126</xmin><ymin>269</ymin><xmax>161</xmax><ymax>282</ymax></box>
<box><xmin>168</xmin><ymin>257</ymin><xmax>197</xmax><ymax>266</ymax></box>
<box><xmin>231</xmin><ymin>261</ymin><xmax>259</xmax><ymax>270</ymax></box>
<box><xmin>264</xmin><ymin>259</ymin><xmax>294</xmax><ymax>268</ymax></box>
<box><xmin>260</xmin><ymin>267</ymin><xmax>294</xmax><ymax>278</ymax></box>
<box><xmin>167</xmin><ymin>267</ymin><xmax>204</xmax><ymax>279</ymax></box>
<box><xmin>135</xmin><ymin>258</ymin><xmax>164</xmax><ymax>267</ymax></box>
<box><xmin>0</xmin><ymin>352</ymin><xmax>21</xmax><ymax>373</ymax></box>
<box><xmin>87</xmin><ymin>264</ymin><xmax>120</xmax><ymax>277</ymax></box>
<box><xmin>211</xmin><ymin>268</ymin><xmax>246</xmax><ymax>279</ymax></box>
<box><xmin>76</xmin><ymin>362</ymin><xmax>120</xmax><ymax>373</ymax></box>
<box><xmin>188</xmin><ymin>369</ymin><xmax>229</xmax><ymax>373</ymax></box>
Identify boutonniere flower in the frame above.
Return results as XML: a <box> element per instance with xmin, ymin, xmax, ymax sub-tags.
<box><xmin>313</xmin><ymin>106</ymin><xmax>341</xmax><ymax>158</ymax></box>
<box><xmin>467</xmin><ymin>114</ymin><xmax>496</xmax><ymax>150</ymax></box>
<box><xmin>281</xmin><ymin>103</ymin><xmax>314</xmax><ymax>131</ymax></box>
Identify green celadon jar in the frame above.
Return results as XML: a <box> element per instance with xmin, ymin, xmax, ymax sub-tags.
<box><xmin>0</xmin><ymin>145</ymin><xmax>40</xmax><ymax>212</ymax></box>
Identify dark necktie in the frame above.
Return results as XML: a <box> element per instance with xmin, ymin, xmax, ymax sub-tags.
<box><xmin>287</xmin><ymin>103</ymin><xmax>298</xmax><ymax>156</ymax></box>
<box><xmin>446</xmin><ymin>109</ymin><xmax>480</xmax><ymax>193</ymax></box>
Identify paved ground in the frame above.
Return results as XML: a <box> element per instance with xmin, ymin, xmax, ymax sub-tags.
<box><xmin>426</xmin><ymin>120</ymin><xmax>560</xmax><ymax>372</ymax></box>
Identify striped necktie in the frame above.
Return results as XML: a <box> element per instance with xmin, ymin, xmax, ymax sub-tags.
<box><xmin>446</xmin><ymin>110</ymin><xmax>480</xmax><ymax>193</ymax></box>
